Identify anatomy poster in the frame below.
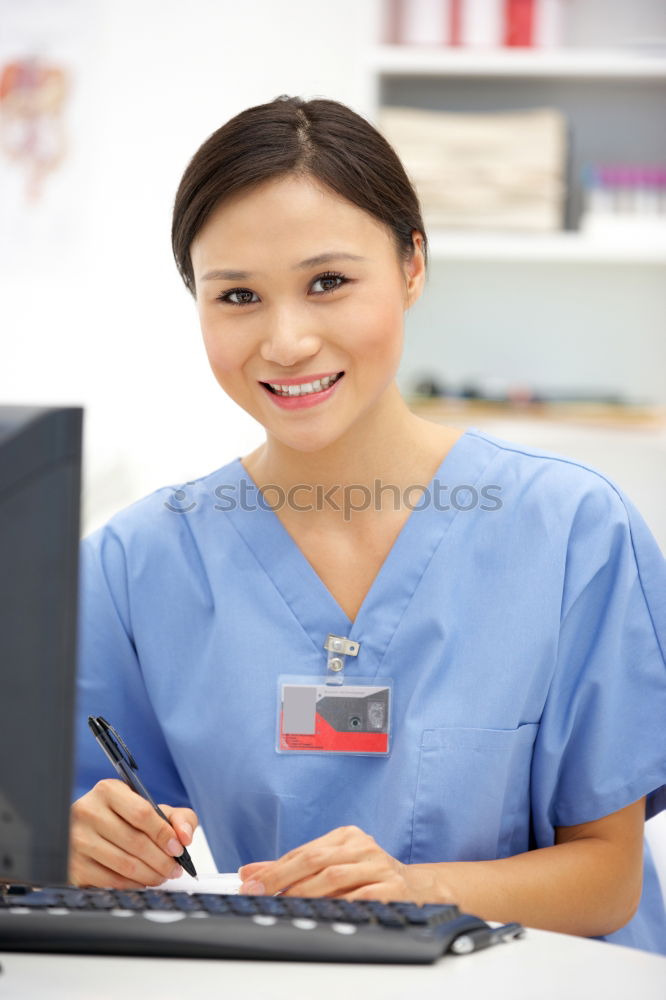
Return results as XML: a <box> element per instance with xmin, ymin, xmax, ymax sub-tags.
<box><xmin>0</xmin><ymin>0</ymin><xmax>100</xmax><ymax>268</ymax></box>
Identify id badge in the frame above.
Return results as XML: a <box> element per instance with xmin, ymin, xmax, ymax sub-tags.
<box><xmin>277</xmin><ymin>675</ymin><xmax>392</xmax><ymax>756</ymax></box>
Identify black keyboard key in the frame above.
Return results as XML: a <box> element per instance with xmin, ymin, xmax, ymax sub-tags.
<box><xmin>255</xmin><ymin>897</ymin><xmax>289</xmax><ymax>916</ymax></box>
<box><xmin>87</xmin><ymin>892</ymin><xmax>117</xmax><ymax>909</ymax></box>
<box><xmin>15</xmin><ymin>891</ymin><xmax>60</xmax><ymax>908</ymax></box>
<box><xmin>229</xmin><ymin>896</ymin><xmax>259</xmax><ymax>915</ymax></box>
<box><xmin>283</xmin><ymin>899</ymin><xmax>317</xmax><ymax>918</ymax></box>
<box><xmin>141</xmin><ymin>890</ymin><xmax>175</xmax><ymax>911</ymax></box>
<box><xmin>57</xmin><ymin>890</ymin><xmax>89</xmax><ymax>909</ymax></box>
<box><xmin>360</xmin><ymin>902</ymin><xmax>396</xmax><ymax>920</ymax></box>
<box><xmin>394</xmin><ymin>904</ymin><xmax>430</xmax><ymax>924</ymax></box>
<box><xmin>378</xmin><ymin>913</ymin><xmax>407</xmax><ymax>927</ymax></box>
<box><xmin>417</xmin><ymin>904</ymin><xmax>457</xmax><ymax>919</ymax></box>
<box><xmin>112</xmin><ymin>892</ymin><xmax>147</xmax><ymax>910</ymax></box>
<box><xmin>311</xmin><ymin>901</ymin><xmax>345</xmax><ymax>921</ymax></box>
<box><xmin>424</xmin><ymin>906</ymin><xmax>459</xmax><ymax>926</ymax></box>
<box><xmin>168</xmin><ymin>894</ymin><xmax>199</xmax><ymax>912</ymax></box>
<box><xmin>195</xmin><ymin>894</ymin><xmax>231</xmax><ymax>914</ymax></box>
<box><xmin>332</xmin><ymin>901</ymin><xmax>371</xmax><ymax>923</ymax></box>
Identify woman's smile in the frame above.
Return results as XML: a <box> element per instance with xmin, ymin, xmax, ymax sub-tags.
<box><xmin>260</xmin><ymin>371</ymin><xmax>345</xmax><ymax>409</ymax></box>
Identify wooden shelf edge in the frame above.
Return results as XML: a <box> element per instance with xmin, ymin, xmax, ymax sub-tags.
<box><xmin>407</xmin><ymin>397</ymin><xmax>666</xmax><ymax>430</ymax></box>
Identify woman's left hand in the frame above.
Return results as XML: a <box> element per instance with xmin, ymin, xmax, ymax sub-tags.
<box><xmin>238</xmin><ymin>825</ymin><xmax>446</xmax><ymax>903</ymax></box>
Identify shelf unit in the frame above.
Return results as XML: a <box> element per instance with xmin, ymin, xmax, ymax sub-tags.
<box><xmin>368</xmin><ymin>44</ymin><xmax>666</xmax><ymax>265</ymax></box>
<box><xmin>365</xmin><ymin>10</ymin><xmax>666</xmax><ymax>411</ymax></box>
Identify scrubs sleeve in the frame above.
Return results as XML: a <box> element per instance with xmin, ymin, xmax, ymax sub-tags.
<box><xmin>72</xmin><ymin>522</ymin><xmax>191</xmax><ymax>810</ymax></box>
<box><xmin>532</xmin><ymin>478</ymin><xmax>666</xmax><ymax>833</ymax></box>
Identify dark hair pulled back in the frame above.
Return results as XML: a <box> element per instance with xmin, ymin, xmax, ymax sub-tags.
<box><xmin>171</xmin><ymin>94</ymin><xmax>428</xmax><ymax>297</ymax></box>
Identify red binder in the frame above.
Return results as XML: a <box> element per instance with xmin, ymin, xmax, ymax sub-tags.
<box><xmin>504</xmin><ymin>0</ymin><xmax>535</xmax><ymax>46</ymax></box>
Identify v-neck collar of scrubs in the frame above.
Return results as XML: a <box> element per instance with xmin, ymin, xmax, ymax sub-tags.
<box><xmin>223</xmin><ymin>427</ymin><xmax>491</xmax><ymax>674</ymax></box>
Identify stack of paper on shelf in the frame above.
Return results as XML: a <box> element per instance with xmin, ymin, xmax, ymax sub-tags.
<box><xmin>378</xmin><ymin>105</ymin><xmax>568</xmax><ymax>231</ymax></box>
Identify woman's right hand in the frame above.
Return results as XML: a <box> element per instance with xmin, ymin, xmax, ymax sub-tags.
<box><xmin>69</xmin><ymin>778</ymin><xmax>199</xmax><ymax>889</ymax></box>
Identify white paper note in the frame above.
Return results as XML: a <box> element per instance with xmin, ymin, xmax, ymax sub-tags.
<box><xmin>158</xmin><ymin>871</ymin><xmax>241</xmax><ymax>894</ymax></box>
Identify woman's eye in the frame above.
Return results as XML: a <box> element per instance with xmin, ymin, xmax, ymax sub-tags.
<box><xmin>218</xmin><ymin>288</ymin><xmax>258</xmax><ymax>306</ymax></box>
<box><xmin>216</xmin><ymin>271</ymin><xmax>348</xmax><ymax>307</ymax></box>
<box><xmin>311</xmin><ymin>271</ymin><xmax>347</xmax><ymax>295</ymax></box>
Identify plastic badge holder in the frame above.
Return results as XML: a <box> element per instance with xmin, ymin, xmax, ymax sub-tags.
<box><xmin>276</xmin><ymin>634</ymin><xmax>392</xmax><ymax>756</ymax></box>
<box><xmin>276</xmin><ymin>676</ymin><xmax>393</xmax><ymax>756</ymax></box>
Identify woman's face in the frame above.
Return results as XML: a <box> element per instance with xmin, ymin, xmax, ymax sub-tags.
<box><xmin>190</xmin><ymin>174</ymin><xmax>425</xmax><ymax>454</ymax></box>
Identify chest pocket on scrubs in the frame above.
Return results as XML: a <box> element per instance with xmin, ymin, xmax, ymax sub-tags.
<box><xmin>409</xmin><ymin>724</ymin><xmax>539</xmax><ymax>864</ymax></box>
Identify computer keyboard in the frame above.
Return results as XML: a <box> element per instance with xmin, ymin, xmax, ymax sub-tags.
<box><xmin>0</xmin><ymin>885</ymin><xmax>521</xmax><ymax>964</ymax></box>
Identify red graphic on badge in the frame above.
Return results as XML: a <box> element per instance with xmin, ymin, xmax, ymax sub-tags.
<box><xmin>280</xmin><ymin>685</ymin><xmax>390</xmax><ymax>754</ymax></box>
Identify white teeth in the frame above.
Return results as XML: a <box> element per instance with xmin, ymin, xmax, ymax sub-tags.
<box><xmin>267</xmin><ymin>373</ymin><xmax>341</xmax><ymax>397</ymax></box>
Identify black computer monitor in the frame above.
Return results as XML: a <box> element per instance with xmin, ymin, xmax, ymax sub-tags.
<box><xmin>0</xmin><ymin>405</ymin><xmax>83</xmax><ymax>886</ymax></box>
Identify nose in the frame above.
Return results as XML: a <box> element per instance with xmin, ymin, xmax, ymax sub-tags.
<box><xmin>259</xmin><ymin>308</ymin><xmax>321</xmax><ymax>368</ymax></box>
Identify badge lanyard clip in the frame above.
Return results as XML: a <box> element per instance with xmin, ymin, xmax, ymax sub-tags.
<box><xmin>323</xmin><ymin>633</ymin><xmax>360</xmax><ymax>685</ymax></box>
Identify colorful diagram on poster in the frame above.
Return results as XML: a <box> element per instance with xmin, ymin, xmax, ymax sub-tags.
<box><xmin>0</xmin><ymin>55</ymin><xmax>69</xmax><ymax>203</ymax></box>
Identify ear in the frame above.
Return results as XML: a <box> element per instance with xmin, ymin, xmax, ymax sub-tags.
<box><xmin>402</xmin><ymin>230</ymin><xmax>427</xmax><ymax>310</ymax></box>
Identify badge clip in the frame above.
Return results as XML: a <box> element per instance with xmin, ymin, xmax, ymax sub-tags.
<box><xmin>323</xmin><ymin>633</ymin><xmax>360</xmax><ymax>685</ymax></box>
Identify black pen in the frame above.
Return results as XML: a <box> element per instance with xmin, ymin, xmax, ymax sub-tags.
<box><xmin>450</xmin><ymin>922</ymin><xmax>524</xmax><ymax>955</ymax></box>
<box><xmin>87</xmin><ymin>715</ymin><xmax>198</xmax><ymax>880</ymax></box>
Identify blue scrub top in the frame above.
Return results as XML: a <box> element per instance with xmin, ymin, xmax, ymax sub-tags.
<box><xmin>73</xmin><ymin>427</ymin><xmax>666</xmax><ymax>955</ymax></box>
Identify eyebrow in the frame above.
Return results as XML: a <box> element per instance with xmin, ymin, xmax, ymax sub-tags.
<box><xmin>200</xmin><ymin>251</ymin><xmax>368</xmax><ymax>282</ymax></box>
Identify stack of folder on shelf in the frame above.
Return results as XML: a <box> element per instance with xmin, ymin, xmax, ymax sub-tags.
<box><xmin>378</xmin><ymin>105</ymin><xmax>568</xmax><ymax>231</ymax></box>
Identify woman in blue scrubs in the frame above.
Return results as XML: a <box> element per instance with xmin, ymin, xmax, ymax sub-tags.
<box><xmin>69</xmin><ymin>95</ymin><xmax>666</xmax><ymax>954</ymax></box>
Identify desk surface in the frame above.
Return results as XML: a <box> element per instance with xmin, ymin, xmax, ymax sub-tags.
<box><xmin>2</xmin><ymin>928</ymin><xmax>665</xmax><ymax>1000</ymax></box>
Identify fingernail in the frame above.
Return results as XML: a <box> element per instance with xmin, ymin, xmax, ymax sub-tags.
<box><xmin>167</xmin><ymin>838</ymin><xmax>181</xmax><ymax>855</ymax></box>
<box><xmin>181</xmin><ymin>822</ymin><xmax>193</xmax><ymax>840</ymax></box>
<box><xmin>170</xmin><ymin>864</ymin><xmax>183</xmax><ymax>878</ymax></box>
<box><xmin>241</xmin><ymin>880</ymin><xmax>265</xmax><ymax>895</ymax></box>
